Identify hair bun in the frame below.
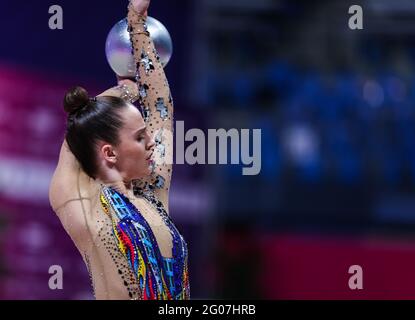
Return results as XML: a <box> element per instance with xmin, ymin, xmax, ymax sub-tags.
<box><xmin>63</xmin><ymin>86</ymin><xmax>90</xmax><ymax>115</ymax></box>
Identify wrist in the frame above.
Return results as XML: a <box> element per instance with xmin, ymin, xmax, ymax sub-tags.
<box><xmin>116</xmin><ymin>82</ymin><xmax>139</xmax><ymax>103</ymax></box>
<box><xmin>127</xmin><ymin>11</ymin><xmax>149</xmax><ymax>36</ymax></box>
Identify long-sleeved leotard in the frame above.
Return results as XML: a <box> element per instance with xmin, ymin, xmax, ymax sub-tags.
<box><xmin>127</xmin><ymin>3</ymin><xmax>174</xmax><ymax>213</ymax></box>
<box><xmin>49</xmin><ymin>3</ymin><xmax>189</xmax><ymax>300</ymax></box>
<box><xmin>98</xmin><ymin>5</ymin><xmax>174</xmax><ymax>213</ymax></box>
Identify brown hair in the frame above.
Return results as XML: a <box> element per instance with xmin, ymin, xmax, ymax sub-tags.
<box><xmin>63</xmin><ymin>86</ymin><xmax>128</xmax><ymax>178</ymax></box>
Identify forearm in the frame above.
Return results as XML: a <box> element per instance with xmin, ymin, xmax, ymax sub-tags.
<box><xmin>97</xmin><ymin>82</ymin><xmax>139</xmax><ymax>103</ymax></box>
<box><xmin>127</xmin><ymin>3</ymin><xmax>173</xmax><ymax>133</ymax></box>
<box><xmin>127</xmin><ymin>2</ymin><xmax>174</xmax><ymax>207</ymax></box>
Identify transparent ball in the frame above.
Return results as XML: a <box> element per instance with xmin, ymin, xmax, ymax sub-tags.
<box><xmin>105</xmin><ymin>17</ymin><xmax>173</xmax><ymax>77</ymax></box>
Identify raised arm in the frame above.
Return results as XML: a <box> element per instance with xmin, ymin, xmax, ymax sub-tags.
<box><xmin>51</xmin><ymin>1</ymin><xmax>174</xmax><ymax>215</ymax></box>
<box><xmin>127</xmin><ymin>0</ymin><xmax>174</xmax><ymax>211</ymax></box>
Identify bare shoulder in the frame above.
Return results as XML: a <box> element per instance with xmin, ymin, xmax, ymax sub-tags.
<box><xmin>49</xmin><ymin>140</ymin><xmax>98</xmax><ymax>213</ymax></box>
<box><xmin>49</xmin><ymin>165</ymin><xmax>97</xmax><ymax>213</ymax></box>
<box><xmin>50</xmin><ymin>171</ymin><xmax>100</xmax><ymax>253</ymax></box>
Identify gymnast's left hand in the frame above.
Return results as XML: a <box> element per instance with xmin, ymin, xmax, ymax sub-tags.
<box><xmin>131</xmin><ymin>0</ymin><xmax>150</xmax><ymax>17</ymax></box>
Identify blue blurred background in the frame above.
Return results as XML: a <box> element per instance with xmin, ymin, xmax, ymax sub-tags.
<box><xmin>2</xmin><ymin>0</ymin><xmax>415</xmax><ymax>299</ymax></box>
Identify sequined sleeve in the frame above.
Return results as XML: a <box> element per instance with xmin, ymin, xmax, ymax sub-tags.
<box><xmin>127</xmin><ymin>3</ymin><xmax>174</xmax><ymax>212</ymax></box>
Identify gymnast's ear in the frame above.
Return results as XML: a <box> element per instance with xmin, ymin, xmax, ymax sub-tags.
<box><xmin>100</xmin><ymin>143</ymin><xmax>118</xmax><ymax>165</ymax></box>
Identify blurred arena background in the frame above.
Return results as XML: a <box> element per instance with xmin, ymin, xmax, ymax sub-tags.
<box><xmin>1</xmin><ymin>0</ymin><xmax>415</xmax><ymax>299</ymax></box>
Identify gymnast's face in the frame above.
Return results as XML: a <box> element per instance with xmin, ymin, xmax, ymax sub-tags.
<box><xmin>108</xmin><ymin>103</ymin><xmax>155</xmax><ymax>181</ymax></box>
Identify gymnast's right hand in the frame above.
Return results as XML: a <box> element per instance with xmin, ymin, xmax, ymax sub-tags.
<box><xmin>131</xmin><ymin>0</ymin><xmax>150</xmax><ymax>16</ymax></box>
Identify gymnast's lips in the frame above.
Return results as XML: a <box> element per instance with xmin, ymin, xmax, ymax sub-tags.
<box><xmin>146</xmin><ymin>152</ymin><xmax>153</xmax><ymax>160</ymax></box>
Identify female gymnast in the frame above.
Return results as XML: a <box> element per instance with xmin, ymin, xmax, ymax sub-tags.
<box><xmin>49</xmin><ymin>0</ymin><xmax>190</xmax><ymax>300</ymax></box>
